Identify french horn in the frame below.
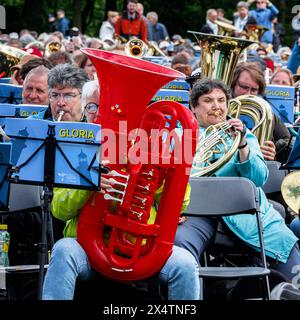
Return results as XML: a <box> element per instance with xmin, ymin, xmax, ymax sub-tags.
<box><xmin>228</xmin><ymin>95</ymin><xmax>274</xmax><ymax>145</ymax></box>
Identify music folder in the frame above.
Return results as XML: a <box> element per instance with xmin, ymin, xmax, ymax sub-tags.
<box><xmin>1</xmin><ymin>118</ymin><xmax>101</xmax><ymax>190</ymax></box>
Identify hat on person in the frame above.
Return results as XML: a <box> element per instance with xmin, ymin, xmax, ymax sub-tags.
<box><xmin>237</xmin><ymin>1</ymin><xmax>249</xmax><ymax>8</ymax></box>
<box><xmin>185</xmin><ymin>67</ymin><xmax>201</xmax><ymax>87</ymax></box>
<box><xmin>107</xmin><ymin>11</ymin><xmax>119</xmax><ymax>19</ymax></box>
<box><xmin>22</xmin><ymin>47</ymin><xmax>43</xmax><ymax>57</ymax></box>
<box><xmin>10</xmin><ymin>54</ymin><xmax>40</xmax><ymax>73</ymax></box>
<box><xmin>9</xmin><ymin>32</ymin><xmax>19</xmax><ymax>40</ymax></box>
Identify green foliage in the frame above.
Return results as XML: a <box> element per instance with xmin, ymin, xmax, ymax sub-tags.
<box><xmin>0</xmin><ymin>0</ymin><xmax>299</xmax><ymax>47</ymax></box>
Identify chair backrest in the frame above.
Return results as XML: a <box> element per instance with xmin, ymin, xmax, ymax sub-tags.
<box><xmin>262</xmin><ymin>161</ymin><xmax>288</xmax><ymax>194</ymax></box>
<box><xmin>186</xmin><ymin>177</ymin><xmax>259</xmax><ymax>216</ymax></box>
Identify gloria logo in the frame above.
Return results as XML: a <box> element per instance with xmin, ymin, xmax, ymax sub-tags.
<box><xmin>292</xmin><ymin>5</ymin><xmax>300</xmax><ymax>31</ymax></box>
<box><xmin>0</xmin><ymin>5</ymin><xmax>5</xmax><ymax>29</ymax></box>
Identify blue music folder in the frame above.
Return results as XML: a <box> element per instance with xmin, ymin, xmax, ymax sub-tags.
<box><xmin>2</xmin><ymin>118</ymin><xmax>101</xmax><ymax>190</ymax></box>
<box><xmin>0</xmin><ymin>142</ymin><xmax>12</xmax><ymax>210</ymax></box>
<box><xmin>0</xmin><ymin>83</ymin><xmax>22</xmax><ymax>104</ymax></box>
<box><xmin>266</xmin><ymin>85</ymin><xmax>295</xmax><ymax>124</ymax></box>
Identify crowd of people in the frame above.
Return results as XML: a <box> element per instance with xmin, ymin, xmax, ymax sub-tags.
<box><xmin>1</xmin><ymin>0</ymin><xmax>300</xmax><ymax>301</ymax></box>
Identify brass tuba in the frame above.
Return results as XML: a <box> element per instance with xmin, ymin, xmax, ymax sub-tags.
<box><xmin>44</xmin><ymin>41</ymin><xmax>63</xmax><ymax>58</ymax></box>
<box><xmin>188</xmin><ymin>31</ymin><xmax>255</xmax><ymax>86</ymax></box>
<box><xmin>124</xmin><ymin>38</ymin><xmax>148</xmax><ymax>58</ymax></box>
<box><xmin>246</xmin><ymin>24</ymin><xmax>268</xmax><ymax>43</ymax></box>
<box><xmin>0</xmin><ymin>43</ymin><xmax>29</xmax><ymax>77</ymax></box>
<box><xmin>228</xmin><ymin>95</ymin><xmax>274</xmax><ymax>145</ymax></box>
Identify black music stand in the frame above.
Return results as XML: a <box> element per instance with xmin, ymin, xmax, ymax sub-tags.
<box><xmin>0</xmin><ymin>143</ymin><xmax>12</xmax><ymax>211</ymax></box>
<box><xmin>2</xmin><ymin>118</ymin><xmax>101</xmax><ymax>300</ymax></box>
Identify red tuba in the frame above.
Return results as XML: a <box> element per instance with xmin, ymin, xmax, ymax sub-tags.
<box><xmin>77</xmin><ymin>49</ymin><xmax>198</xmax><ymax>282</ymax></box>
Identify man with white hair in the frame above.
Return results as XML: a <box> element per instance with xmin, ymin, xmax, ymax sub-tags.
<box><xmin>200</xmin><ymin>9</ymin><xmax>218</xmax><ymax>35</ymax></box>
<box><xmin>146</xmin><ymin>11</ymin><xmax>169</xmax><ymax>42</ymax></box>
<box><xmin>22</xmin><ymin>66</ymin><xmax>49</xmax><ymax>105</ymax></box>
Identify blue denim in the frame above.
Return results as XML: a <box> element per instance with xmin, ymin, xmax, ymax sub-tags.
<box><xmin>290</xmin><ymin>218</ymin><xmax>300</xmax><ymax>240</ymax></box>
<box><xmin>42</xmin><ymin>238</ymin><xmax>201</xmax><ymax>300</ymax></box>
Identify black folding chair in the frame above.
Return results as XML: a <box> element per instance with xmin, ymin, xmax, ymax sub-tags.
<box><xmin>185</xmin><ymin>176</ymin><xmax>271</xmax><ymax>300</ymax></box>
<box><xmin>263</xmin><ymin>161</ymin><xmax>289</xmax><ymax>220</ymax></box>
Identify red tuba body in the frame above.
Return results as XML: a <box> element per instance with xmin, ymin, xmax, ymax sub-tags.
<box><xmin>77</xmin><ymin>49</ymin><xmax>198</xmax><ymax>282</ymax></box>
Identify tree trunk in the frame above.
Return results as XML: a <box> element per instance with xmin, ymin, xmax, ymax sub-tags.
<box><xmin>22</xmin><ymin>0</ymin><xmax>44</xmax><ymax>32</ymax></box>
<box><xmin>73</xmin><ymin>0</ymin><xmax>82</xmax><ymax>31</ymax></box>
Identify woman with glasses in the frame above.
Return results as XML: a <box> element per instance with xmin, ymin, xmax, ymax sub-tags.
<box><xmin>231</xmin><ymin>62</ymin><xmax>291</xmax><ymax>163</ymax></box>
<box><xmin>81</xmin><ymin>80</ymin><xmax>99</xmax><ymax>123</ymax></box>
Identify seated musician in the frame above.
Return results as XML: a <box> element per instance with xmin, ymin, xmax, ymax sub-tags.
<box><xmin>42</xmin><ymin>64</ymin><xmax>200</xmax><ymax>300</ymax></box>
<box><xmin>174</xmin><ymin>79</ymin><xmax>300</xmax><ymax>291</ymax></box>
<box><xmin>231</xmin><ymin>62</ymin><xmax>292</xmax><ymax>163</ymax></box>
<box><xmin>22</xmin><ymin>66</ymin><xmax>50</xmax><ymax>105</ymax></box>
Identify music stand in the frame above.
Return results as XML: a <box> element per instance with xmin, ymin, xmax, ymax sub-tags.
<box><xmin>2</xmin><ymin>118</ymin><xmax>101</xmax><ymax>299</ymax></box>
<box><xmin>0</xmin><ymin>142</ymin><xmax>12</xmax><ymax>211</ymax></box>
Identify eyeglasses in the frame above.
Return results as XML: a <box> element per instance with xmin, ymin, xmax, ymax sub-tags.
<box><xmin>85</xmin><ymin>102</ymin><xmax>98</xmax><ymax>114</ymax></box>
<box><xmin>237</xmin><ymin>81</ymin><xmax>259</xmax><ymax>94</ymax></box>
<box><xmin>49</xmin><ymin>92</ymin><xmax>81</xmax><ymax>102</ymax></box>
<box><xmin>256</xmin><ymin>1</ymin><xmax>265</xmax><ymax>4</ymax></box>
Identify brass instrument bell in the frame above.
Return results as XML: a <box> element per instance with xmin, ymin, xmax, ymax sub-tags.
<box><xmin>188</xmin><ymin>31</ymin><xmax>255</xmax><ymax>86</ymax></box>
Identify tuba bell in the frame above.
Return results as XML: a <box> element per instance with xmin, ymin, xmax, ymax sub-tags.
<box><xmin>188</xmin><ymin>31</ymin><xmax>255</xmax><ymax>86</ymax></box>
<box><xmin>124</xmin><ymin>38</ymin><xmax>148</xmax><ymax>58</ymax></box>
<box><xmin>0</xmin><ymin>43</ymin><xmax>29</xmax><ymax>78</ymax></box>
<box><xmin>77</xmin><ymin>49</ymin><xmax>198</xmax><ymax>282</ymax></box>
<box><xmin>44</xmin><ymin>41</ymin><xmax>63</xmax><ymax>58</ymax></box>
<box><xmin>228</xmin><ymin>95</ymin><xmax>274</xmax><ymax>145</ymax></box>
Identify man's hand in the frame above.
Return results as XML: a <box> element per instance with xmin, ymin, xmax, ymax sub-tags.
<box><xmin>260</xmin><ymin>141</ymin><xmax>276</xmax><ymax>160</ymax></box>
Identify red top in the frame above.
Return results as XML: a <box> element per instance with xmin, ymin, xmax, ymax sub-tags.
<box><xmin>115</xmin><ymin>13</ymin><xmax>148</xmax><ymax>42</ymax></box>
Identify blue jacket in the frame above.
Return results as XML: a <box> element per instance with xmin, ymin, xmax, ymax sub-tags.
<box><xmin>287</xmin><ymin>40</ymin><xmax>300</xmax><ymax>74</ymax></box>
<box><xmin>250</xmin><ymin>4</ymin><xmax>279</xmax><ymax>44</ymax></box>
<box><xmin>191</xmin><ymin>129</ymin><xmax>297</xmax><ymax>263</ymax></box>
<box><xmin>148</xmin><ymin>22</ymin><xmax>169</xmax><ymax>42</ymax></box>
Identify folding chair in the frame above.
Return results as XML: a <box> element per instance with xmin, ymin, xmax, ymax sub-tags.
<box><xmin>186</xmin><ymin>176</ymin><xmax>271</xmax><ymax>300</ymax></box>
<box><xmin>263</xmin><ymin>161</ymin><xmax>289</xmax><ymax>220</ymax></box>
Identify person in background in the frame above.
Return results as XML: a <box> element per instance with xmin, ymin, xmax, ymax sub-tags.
<box><xmin>74</xmin><ymin>53</ymin><xmax>96</xmax><ymax>81</ymax></box>
<box><xmin>114</xmin><ymin>0</ymin><xmax>148</xmax><ymax>43</ymax></box>
<box><xmin>137</xmin><ymin>2</ymin><xmax>152</xmax><ymax>40</ymax></box>
<box><xmin>47</xmin><ymin>51</ymin><xmax>72</xmax><ymax>67</ymax></box>
<box><xmin>270</xmin><ymin>69</ymin><xmax>294</xmax><ymax>87</ymax></box>
<box><xmin>146</xmin><ymin>11</ymin><xmax>169</xmax><ymax>43</ymax></box>
<box><xmin>99</xmin><ymin>11</ymin><xmax>119</xmax><ymax>43</ymax></box>
<box><xmin>9</xmin><ymin>54</ymin><xmax>39</xmax><ymax>85</ymax></box>
<box><xmin>247</xmin><ymin>0</ymin><xmax>279</xmax><ymax>46</ymax></box>
<box><xmin>20</xmin><ymin>58</ymin><xmax>53</xmax><ymax>81</ymax></box>
<box><xmin>233</xmin><ymin>1</ymin><xmax>257</xmax><ymax>37</ymax></box>
<box><xmin>22</xmin><ymin>66</ymin><xmax>49</xmax><ymax>105</ymax></box>
<box><xmin>231</xmin><ymin>62</ymin><xmax>291</xmax><ymax>162</ymax></box>
<box><xmin>200</xmin><ymin>9</ymin><xmax>218</xmax><ymax>35</ymax></box>
<box><xmin>82</xmin><ymin>80</ymin><xmax>99</xmax><ymax>123</ymax></box>
<box><xmin>48</xmin><ymin>13</ymin><xmax>58</xmax><ymax>33</ymax></box>
<box><xmin>56</xmin><ymin>9</ymin><xmax>70</xmax><ymax>38</ymax></box>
